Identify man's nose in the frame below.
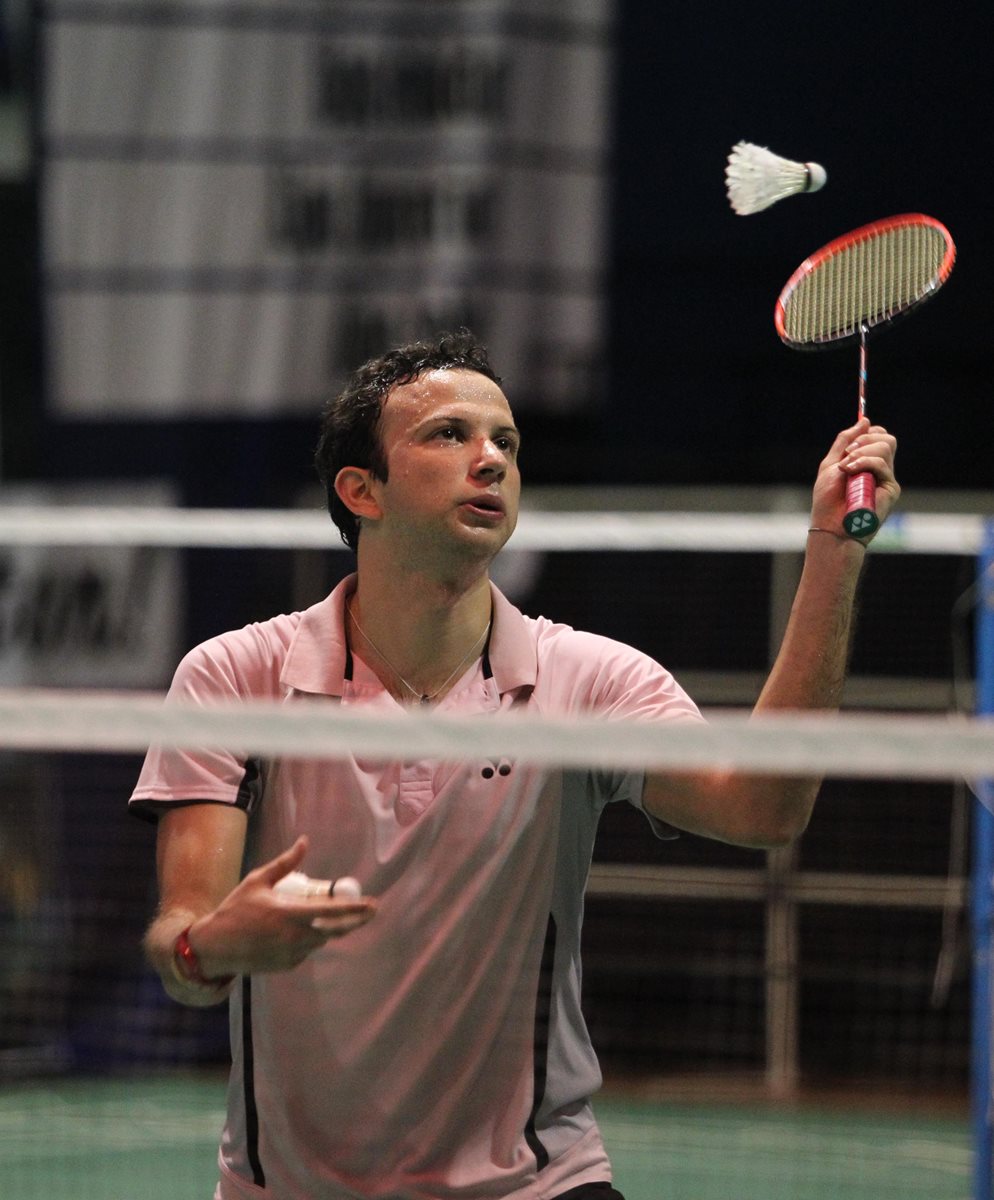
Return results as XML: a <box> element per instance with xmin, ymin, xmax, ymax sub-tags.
<box><xmin>473</xmin><ymin>439</ymin><xmax>508</xmax><ymax>477</ymax></box>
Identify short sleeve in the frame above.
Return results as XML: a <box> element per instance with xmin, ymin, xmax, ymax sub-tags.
<box><xmin>128</xmin><ymin>636</ymin><xmax>267</xmax><ymax>822</ymax></box>
<box><xmin>566</xmin><ymin>632</ymin><xmax>705</xmax><ymax>839</ymax></box>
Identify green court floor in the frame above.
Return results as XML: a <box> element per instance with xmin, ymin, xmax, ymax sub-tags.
<box><xmin>2</xmin><ymin>1074</ymin><xmax>971</xmax><ymax>1200</ymax></box>
<box><xmin>603</xmin><ymin>1093</ymin><xmax>969</xmax><ymax>1199</ymax></box>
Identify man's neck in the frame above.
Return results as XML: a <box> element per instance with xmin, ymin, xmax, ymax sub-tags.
<box><xmin>347</xmin><ymin>557</ymin><xmax>493</xmax><ymax>701</ymax></box>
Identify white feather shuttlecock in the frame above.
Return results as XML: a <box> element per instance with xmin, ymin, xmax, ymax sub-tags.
<box><xmin>725</xmin><ymin>141</ymin><xmax>827</xmax><ymax>216</ymax></box>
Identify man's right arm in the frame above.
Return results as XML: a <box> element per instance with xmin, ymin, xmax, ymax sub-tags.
<box><xmin>144</xmin><ymin>804</ymin><xmax>377</xmax><ymax>1007</ymax></box>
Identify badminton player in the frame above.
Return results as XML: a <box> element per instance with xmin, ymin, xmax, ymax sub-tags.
<box><xmin>131</xmin><ymin>330</ymin><xmax>899</xmax><ymax>1200</ymax></box>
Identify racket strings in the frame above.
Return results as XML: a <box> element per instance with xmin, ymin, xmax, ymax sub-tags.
<box><xmin>782</xmin><ymin>223</ymin><xmax>949</xmax><ymax>344</ymax></box>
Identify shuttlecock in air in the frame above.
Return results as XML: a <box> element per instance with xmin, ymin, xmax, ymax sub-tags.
<box><xmin>725</xmin><ymin>141</ymin><xmax>827</xmax><ymax>215</ymax></box>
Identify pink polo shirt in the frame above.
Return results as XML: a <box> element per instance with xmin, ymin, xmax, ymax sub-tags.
<box><xmin>131</xmin><ymin>576</ymin><xmax>702</xmax><ymax>1200</ymax></box>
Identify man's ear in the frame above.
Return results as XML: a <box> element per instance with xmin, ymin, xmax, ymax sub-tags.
<box><xmin>334</xmin><ymin>467</ymin><xmax>383</xmax><ymax>523</ymax></box>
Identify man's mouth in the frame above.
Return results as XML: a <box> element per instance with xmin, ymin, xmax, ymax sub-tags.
<box><xmin>461</xmin><ymin>496</ymin><xmax>505</xmax><ymax>518</ymax></box>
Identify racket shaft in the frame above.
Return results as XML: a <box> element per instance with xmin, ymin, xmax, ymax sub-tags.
<box><xmin>844</xmin><ymin>329</ymin><xmax>878</xmax><ymax>537</ymax></box>
<box><xmin>844</xmin><ymin>471</ymin><xmax>878</xmax><ymax>537</ymax></box>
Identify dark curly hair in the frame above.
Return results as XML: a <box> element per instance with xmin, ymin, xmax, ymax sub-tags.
<box><xmin>315</xmin><ymin>330</ymin><xmax>502</xmax><ymax>551</ymax></box>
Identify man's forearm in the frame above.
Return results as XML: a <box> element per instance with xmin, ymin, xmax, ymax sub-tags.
<box><xmin>756</xmin><ymin>529</ymin><xmax>866</xmax><ymax>715</ymax></box>
<box><xmin>731</xmin><ymin>529</ymin><xmax>868</xmax><ymax>840</ymax></box>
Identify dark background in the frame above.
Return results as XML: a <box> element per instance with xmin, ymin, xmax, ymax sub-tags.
<box><xmin>606</xmin><ymin>3</ymin><xmax>991</xmax><ymax>492</ymax></box>
<box><xmin>1</xmin><ymin>2</ymin><xmax>991</xmax><ymax>503</ymax></box>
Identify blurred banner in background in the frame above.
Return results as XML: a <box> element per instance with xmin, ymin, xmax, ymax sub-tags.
<box><xmin>40</xmin><ymin>0</ymin><xmax>612</xmax><ymax>419</ymax></box>
<box><xmin>0</xmin><ymin>0</ymin><xmax>30</xmax><ymax>180</ymax></box>
<box><xmin>0</xmin><ymin>484</ymin><xmax>180</xmax><ymax>687</ymax></box>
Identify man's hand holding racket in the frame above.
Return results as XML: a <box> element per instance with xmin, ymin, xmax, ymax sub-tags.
<box><xmin>811</xmin><ymin>417</ymin><xmax>901</xmax><ymax>545</ymax></box>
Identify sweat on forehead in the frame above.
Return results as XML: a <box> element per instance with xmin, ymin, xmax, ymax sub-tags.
<box><xmin>388</xmin><ymin>366</ymin><xmax>490</xmax><ymax>398</ymax></box>
<box><xmin>383</xmin><ymin>368</ymin><xmax>511</xmax><ymax>416</ymax></box>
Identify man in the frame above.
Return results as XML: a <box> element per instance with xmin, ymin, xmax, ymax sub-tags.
<box><xmin>132</xmin><ymin>329</ymin><xmax>899</xmax><ymax>1200</ymax></box>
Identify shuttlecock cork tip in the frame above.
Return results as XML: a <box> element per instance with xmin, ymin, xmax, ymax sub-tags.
<box><xmin>805</xmin><ymin>161</ymin><xmax>827</xmax><ymax>193</ymax></box>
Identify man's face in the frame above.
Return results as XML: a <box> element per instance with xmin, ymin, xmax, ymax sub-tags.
<box><xmin>370</xmin><ymin>368</ymin><xmax>521</xmax><ymax>563</ymax></box>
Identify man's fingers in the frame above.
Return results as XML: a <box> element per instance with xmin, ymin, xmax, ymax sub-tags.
<box><xmin>309</xmin><ymin>901</ymin><xmax>378</xmax><ymax>936</ymax></box>
<box><xmin>837</xmin><ymin>438</ymin><xmax>898</xmax><ymax>481</ymax></box>
<box><xmin>823</xmin><ymin>417</ymin><xmax>871</xmax><ymax>462</ymax></box>
<box><xmin>256</xmin><ymin>836</ymin><xmax>309</xmax><ymax>886</ymax></box>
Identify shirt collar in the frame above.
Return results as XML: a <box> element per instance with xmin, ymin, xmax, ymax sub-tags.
<box><xmin>486</xmin><ymin>580</ymin><xmax>538</xmax><ymax>695</ymax></box>
<box><xmin>279</xmin><ymin>576</ymin><xmax>353</xmax><ymax>696</ymax></box>
<box><xmin>280</xmin><ymin>573</ymin><xmax>537</xmax><ymax>698</ymax></box>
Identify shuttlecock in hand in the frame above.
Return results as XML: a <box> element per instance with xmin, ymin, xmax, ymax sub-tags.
<box><xmin>725</xmin><ymin>141</ymin><xmax>827</xmax><ymax>216</ymax></box>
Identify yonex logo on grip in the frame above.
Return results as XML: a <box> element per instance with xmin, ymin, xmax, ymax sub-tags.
<box><xmin>844</xmin><ymin>511</ymin><xmax>879</xmax><ymax>535</ymax></box>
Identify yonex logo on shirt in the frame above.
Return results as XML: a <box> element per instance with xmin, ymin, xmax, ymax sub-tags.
<box><xmin>481</xmin><ymin>759</ymin><xmax>513</xmax><ymax>779</ymax></box>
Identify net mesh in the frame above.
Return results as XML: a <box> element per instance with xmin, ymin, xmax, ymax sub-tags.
<box><xmin>0</xmin><ymin>506</ymin><xmax>987</xmax><ymax>1199</ymax></box>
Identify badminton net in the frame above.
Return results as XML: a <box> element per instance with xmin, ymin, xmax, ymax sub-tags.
<box><xmin>1</xmin><ymin>500</ymin><xmax>988</xmax><ymax>1200</ymax></box>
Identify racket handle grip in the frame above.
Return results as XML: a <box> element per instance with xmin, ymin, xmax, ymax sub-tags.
<box><xmin>843</xmin><ymin>471</ymin><xmax>879</xmax><ymax>538</ymax></box>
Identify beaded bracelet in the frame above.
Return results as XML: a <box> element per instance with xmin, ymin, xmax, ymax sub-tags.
<box><xmin>173</xmin><ymin>926</ymin><xmax>235</xmax><ymax>989</ymax></box>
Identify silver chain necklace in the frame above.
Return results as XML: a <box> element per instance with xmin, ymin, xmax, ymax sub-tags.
<box><xmin>346</xmin><ymin>598</ymin><xmax>490</xmax><ymax>705</ymax></box>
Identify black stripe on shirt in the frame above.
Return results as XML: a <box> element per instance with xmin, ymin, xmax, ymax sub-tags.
<box><xmin>524</xmin><ymin>912</ymin><xmax>557</xmax><ymax>1171</ymax></box>
<box><xmin>242</xmin><ymin>976</ymin><xmax>266</xmax><ymax>1188</ymax></box>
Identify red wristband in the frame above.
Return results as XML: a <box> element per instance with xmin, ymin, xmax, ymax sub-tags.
<box><xmin>174</xmin><ymin>926</ymin><xmax>234</xmax><ymax>988</ymax></box>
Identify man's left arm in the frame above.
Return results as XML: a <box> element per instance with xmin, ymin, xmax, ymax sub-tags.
<box><xmin>642</xmin><ymin>418</ymin><xmax>900</xmax><ymax>848</ymax></box>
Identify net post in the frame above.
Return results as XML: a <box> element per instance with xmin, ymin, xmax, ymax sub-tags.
<box><xmin>972</xmin><ymin>521</ymin><xmax>994</xmax><ymax>1200</ymax></box>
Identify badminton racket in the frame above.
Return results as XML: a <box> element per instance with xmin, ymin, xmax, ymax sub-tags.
<box><xmin>775</xmin><ymin>213</ymin><xmax>955</xmax><ymax>536</ymax></box>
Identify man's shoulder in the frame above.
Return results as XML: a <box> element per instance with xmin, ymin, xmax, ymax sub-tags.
<box><xmin>174</xmin><ymin>611</ymin><xmax>303</xmax><ymax>695</ymax></box>
<box><xmin>193</xmin><ymin>609</ymin><xmax>302</xmax><ymax>658</ymax></box>
<box><xmin>526</xmin><ymin>611</ymin><xmax>650</xmax><ymax>668</ymax></box>
<box><xmin>526</xmin><ymin>613</ymin><xmax>664</xmax><ymax>695</ymax></box>
<box><xmin>519</xmin><ymin>609</ymin><xmax>699</xmax><ymax>718</ymax></box>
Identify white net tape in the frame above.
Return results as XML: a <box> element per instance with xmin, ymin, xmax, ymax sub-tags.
<box><xmin>0</xmin><ymin>689</ymin><xmax>992</xmax><ymax>782</ymax></box>
<box><xmin>0</xmin><ymin>505</ymin><xmax>987</xmax><ymax>553</ymax></box>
